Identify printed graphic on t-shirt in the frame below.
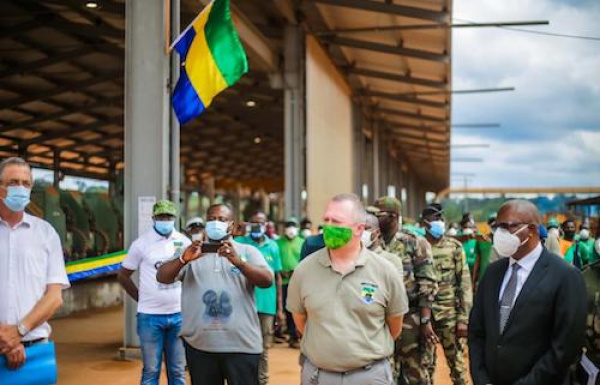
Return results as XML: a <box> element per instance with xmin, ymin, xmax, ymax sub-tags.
<box><xmin>202</xmin><ymin>290</ymin><xmax>233</xmax><ymax>328</ymax></box>
<box><xmin>360</xmin><ymin>282</ymin><xmax>379</xmax><ymax>304</ymax></box>
<box><xmin>155</xmin><ymin>240</ymin><xmax>185</xmax><ymax>290</ymax></box>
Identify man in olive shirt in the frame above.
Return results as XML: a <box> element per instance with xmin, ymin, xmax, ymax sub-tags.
<box><xmin>287</xmin><ymin>193</ymin><xmax>408</xmax><ymax>384</ymax></box>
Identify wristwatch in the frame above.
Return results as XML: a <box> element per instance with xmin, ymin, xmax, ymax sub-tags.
<box><xmin>17</xmin><ymin>322</ymin><xmax>30</xmax><ymax>337</ymax></box>
<box><xmin>420</xmin><ymin>316</ymin><xmax>431</xmax><ymax>325</ymax></box>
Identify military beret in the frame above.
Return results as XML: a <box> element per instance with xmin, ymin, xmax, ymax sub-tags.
<box><xmin>374</xmin><ymin>196</ymin><xmax>402</xmax><ymax>213</ymax></box>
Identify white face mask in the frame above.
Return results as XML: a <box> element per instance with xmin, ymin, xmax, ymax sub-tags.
<box><xmin>285</xmin><ymin>227</ymin><xmax>299</xmax><ymax>239</ymax></box>
<box><xmin>191</xmin><ymin>232</ymin><xmax>203</xmax><ymax>242</ymax></box>
<box><xmin>580</xmin><ymin>229</ymin><xmax>590</xmax><ymax>240</ymax></box>
<box><xmin>446</xmin><ymin>228</ymin><xmax>458</xmax><ymax>237</ymax></box>
<box><xmin>493</xmin><ymin>225</ymin><xmax>530</xmax><ymax>257</ymax></box>
<box><xmin>462</xmin><ymin>228</ymin><xmax>474</xmax><ymax>236</ymax></box>
<box><xmin>301</xmin><ymin>229</ymin><xmax>312</xmax><ymax>238</ymax></box>
<box><xmin>361</xmin><ymin>230</ymin><xmax>374</xmax><ymax>249</ymax></box>
<box><xmin>595</xmin><ymin>239</ymin><xmax>600</xmax><ymax>256</ymax></box>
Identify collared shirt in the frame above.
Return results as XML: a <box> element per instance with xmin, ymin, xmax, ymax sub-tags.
<box><xmin>287</xmin><ymin>247</ymin><xmax>409</xmax><ymax>372</ymax></box>
<box><xmin>121</xmin><ymin>228</ymin><xmax>191</xmax><ymax>315</ymax></box>
<box><xmin>0</xmin><ymin>213</ymin><xmax>70</xmax><ymax>341</ymax></box>
<box><xmin>236</xmin><ymin>235</ymin><xmax>282</xmax><ymax>315</ymax></box>
<box><xmin>499</xmin><ymin>242</ymin><xmax>543</xmax><ymax>305</ymax></box>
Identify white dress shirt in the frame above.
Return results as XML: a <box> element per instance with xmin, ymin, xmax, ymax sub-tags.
<box><xmin>498</xmin><ymin>242</ymin><xmax>543</xmax><ymax>306</ymax></box>
<box><xmin>121</xmin><ymin>228</ymin><xmax>191</xmax><ymax>315</ymax></box>
<box><xmin>0</xmin><ymin>213</ymin><xmax>70</xmax><ymax>341</ymax></box>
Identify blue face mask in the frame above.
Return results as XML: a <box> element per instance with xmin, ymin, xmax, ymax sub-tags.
<box><xmin>250</xmin><ymin>224</ymin><xmax>266</xmax><ymax>240</ymax></box>
<box><xmin>427</xmin><ymin>220</ymin><xmax>445</xmax><ymax>239</ymax></box>
<box><xmin>154</xmin><ymin>220</ymin><xmax>175</xmax><ymax>236</ymax></box>
<box><xmin>2</xmin><ymin>186</ymin><xmax>31</xmax><ymax>212</ymax></box>
<box><xmin>206</xmin><ymin>220</ymin><xmax>230</xmax><ymax>241</ymax></box>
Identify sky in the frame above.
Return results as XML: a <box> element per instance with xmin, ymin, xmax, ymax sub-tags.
<box><xmin>451</xmin><ymin>0</ymin><xmax>600</xmax><ymax>188</ymax></box>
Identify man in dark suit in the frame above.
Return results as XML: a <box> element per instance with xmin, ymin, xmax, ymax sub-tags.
<box><xmin>299</xmin><ymin>234</ymin><xmax>325</xmax><ymax>260</ymax></box>
<box><xmin>469</xmin><ymin>200</ymin><xmax>586</xmax><ymax>385</ymax></box>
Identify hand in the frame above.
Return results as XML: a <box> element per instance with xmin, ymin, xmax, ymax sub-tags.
<box><xmin>276</xmin><ymin>311</ymin><xmax>286</xmax><ymax>327</ymax></box>
<box><xmin>280</xmin><ymin>271</ymin><xmax>292</xmax><ymax>279</ymax></box>
<box><xmin>0</xmin><ymin>325</ymin><xmax>20</xmax><ymax>354</ymax></box>
<box><xmin>421</xmin><ymin>323</ymin><xmax>440</xmax><ymax>345</ymax></box>
<box><xmin>6</xmin><ymin>344</ymin><xmax>26</xmax><ymax>370</ymax></box>
<box><xmin>456</xmin><ymin>322</ymin><xmax>468</xmax><ymax>338</ymax></box>
<box><xmin>181</xmin><ymin>242</ymin><xmax>202</xmax><ymax>263</ymax></box>
<box><xmin>218</xmin><ymin>240</ymin><xmax>242</xmax><ymax>266</ymax></box>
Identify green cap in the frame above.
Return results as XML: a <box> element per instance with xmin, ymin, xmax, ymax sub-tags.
<box><xmin>374</xmin><ymin>196</ymin><xmax>402</xmax><ymax>213</ymax></box>
<box><xmin>547</xmin><ymin>218</ymin><xmax>559</xmax><ymax>229</ymax></box>
<box><xmin>153</xmin><ymin>199</ymin><xmax>177</xmax><ymax>217</ymax></box>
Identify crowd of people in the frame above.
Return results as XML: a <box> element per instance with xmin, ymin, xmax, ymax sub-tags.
<box><xmin>1</xmin><ymin>156</ymin><xmax>600</xmax><ymax>385</ymax></box>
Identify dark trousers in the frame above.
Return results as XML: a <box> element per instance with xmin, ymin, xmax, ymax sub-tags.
<box><xmin>184</xmin><ymin>341</ymin><xmax>260</xmax><ymax>385</ymax></box>
<box><xmin>282</xmin><ymin>284</ymin><xmax>297</xmax><ymax>339</ymax></box>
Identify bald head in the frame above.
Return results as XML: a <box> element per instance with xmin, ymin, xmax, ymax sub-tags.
<box><xmin>497</xmin><ymin>200</ymin><xmax>541</xmax><ymax>225</ymax></box>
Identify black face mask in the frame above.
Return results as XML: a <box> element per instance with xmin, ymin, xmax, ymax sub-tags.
<box><xmin>564</xmin><ymin>230</ymin><xmax>576</xmax><ymax>239</ymax></box>
<box><xmin>378</xmin><ymin>215</ymin><xmax>397</xmax><ymax>233</ymax></box>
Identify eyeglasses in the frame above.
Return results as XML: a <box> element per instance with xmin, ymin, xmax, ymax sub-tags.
<box><xmin>496</xmin><ymin>222</ymin><xmax>529</xmax><ymax>232</ymax></box>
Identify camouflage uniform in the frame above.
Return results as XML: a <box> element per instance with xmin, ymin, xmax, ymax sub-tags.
<box><xmin>575</xmin><ymin>261</ymin><xmax>600</xmax><ymax>385</ymax></box>
<box><xmin>382</xmin><ymin>230</ymin><xmax>438</xmax><ymax>385</ymax></box>
<box><xmin>423</xmin><ymin>237</ymin><xmax>472</xmax><ymax>385</ymax></box>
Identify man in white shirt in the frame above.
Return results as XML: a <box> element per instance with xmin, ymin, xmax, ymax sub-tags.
<box><xmin>0</xmin><ymin>157</ymin><xmax>69</xmax><ymax>370</ymax></box>
<box><xmin>118</xmin><ymin>199</ymin><xmax>190</xmax><ymax>385</ymax></box>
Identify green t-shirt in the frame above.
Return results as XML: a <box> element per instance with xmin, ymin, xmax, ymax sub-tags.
<box><xmin>565</xmin><ymin>238</ymin><xmax>596</xmax><ymax>266</ymax></box>
<box><xmin>463</xmin><ymin>238</ymin><xmax>478</xmax><ymax>274</ymax></box>
<box><xmin>276</xmin><ymin>236</ymin><xmax>304</xmax><ymax>284</ymax></box>
<box><xmin>236</xmin><ymin>235</ymin><xmax>282</xmax><ymax>315</ymax></box>
<box><xmin>476</xmin><ymin>240</ymin><xmax>493</xmax><ymax>283</ymax></box>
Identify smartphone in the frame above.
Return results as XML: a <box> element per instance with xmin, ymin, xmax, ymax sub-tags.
<box><xmin>202</xmin><ymin>242</ymin><xmax>222</xmax><ymax>253</ymax></box>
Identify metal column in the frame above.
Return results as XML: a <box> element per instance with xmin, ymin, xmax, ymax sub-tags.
<box><xmin>283</xmin><ymin>24</ymin><xmax>305</xmax><ymax>219</ymax></box>
<box><xmin>372</xmin><ymin>122</ymin><xmax>380</xmax><ymax>199</ymax></box>
<box><xmin>123</xmin><ymin>0</ymin><xmax>175</xmax><ymax>349</ymax></box>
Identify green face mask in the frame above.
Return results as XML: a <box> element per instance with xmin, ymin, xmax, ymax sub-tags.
<box><xmin>323</xmin><ymin>224</ymin><xmax>354</xmax><ymax>250</ymax></box>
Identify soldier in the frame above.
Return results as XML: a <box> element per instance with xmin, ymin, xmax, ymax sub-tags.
<box><xmin>420</xmin><ymin>204</ymin><xmax>472</xmax><ymax>385</ymax></box>
<box><xmin>373</xmin><ymin>197</ymin><xmax>438</xmax><ymax>385</ymax></box>
<box><xmin>576</xmin><ymin>259</ymin><xmax>600</xmax><ymax>385</ymax></box>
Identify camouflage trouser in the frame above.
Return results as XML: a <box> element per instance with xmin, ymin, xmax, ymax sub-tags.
<box><xmin>423</xmin><ymin>317</ymin><xmax>468</xmax><ymax>385</ymax></box>
<box><xmin>396</xmin><ymin>311</ymin><xmax>431</xmax><ymax>385</ymax></box>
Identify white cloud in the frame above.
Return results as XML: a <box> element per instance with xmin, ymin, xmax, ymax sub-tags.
<box><xmin>451</xmin><ymin>0</ymin><xmax>600</xmax><ymax>188</ymax></box>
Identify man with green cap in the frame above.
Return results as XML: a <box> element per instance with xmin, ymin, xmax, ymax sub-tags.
<box><xmin>373</xmin><ymin>196</ymin><xmax>438</xmax><ymax>385</ymax></box>
<box><xmin>118</xmin><ymin>199</ymin><xmax>190</xmax><ymax>385</ymax></box>
<box><xmin>276</xmin><ymin>217</ymin><xmax>305</xmax><ymax>348</ymax></box>
<box><xmin>420</xmin><ymin>204</ymin><xmax>472</xmax><ymax>385</ymax></box>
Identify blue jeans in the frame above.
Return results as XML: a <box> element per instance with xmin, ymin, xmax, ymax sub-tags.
<box><xmin>137</xmin><ymin>312</ymin><xmax>186</xmax><ymax>385</ymax></box>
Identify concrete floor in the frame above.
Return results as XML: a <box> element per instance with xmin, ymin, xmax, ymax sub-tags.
<box><xmin>50</xmin><ymin>306</ymin><xmax>465</xmax><ymax>385</ymax></box>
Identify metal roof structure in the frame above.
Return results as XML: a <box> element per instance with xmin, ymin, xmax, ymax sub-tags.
<box><xmin>0</xmin><ymin>0</ymin><xmax>452</xmax><ymax>193</ymax></box>
<box><xmin>305</xmin><ymin>0</ymin><xmax>452</xmax><ymax>191</ymax></box>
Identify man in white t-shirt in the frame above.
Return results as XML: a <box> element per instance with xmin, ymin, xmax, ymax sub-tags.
<box><xmin>118</xmin><ymin>199</ymin><xmax>190</xmax><ymax>385</ymax></box>
<box><xmin>0</xmin><ymin>157</ymin><xmax>70</xmax><ymax>372</ymax></box>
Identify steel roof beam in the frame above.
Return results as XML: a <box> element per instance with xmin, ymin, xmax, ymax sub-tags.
<box><xmin>311</xmin><ymin>0</ymin><xmax>448</xmax><ymax>23</ymax></box>
<box><xmin>321</xmin><ymin>36</ymin><xmax>448</xmax><ymax>62</ymax></box>
<box><xmin>346</xmin><ymin>67</ymin><xmax>446</xmax><ymax>89</ymax></box>
<box><xmin>20</xmin><ymin>116</ymin><xmax>122</xmax><ymax>146</ymax></box>
<box><xmin>0</xmin><ymin>47</ymin><xmax>96</xmax><ymax>81</ymax></box>
<box><xmin>0</xmin><ymin>71</ymin><xmax>122</xmax><ymax>111</ymax></box>
<box><xmin>360</xmin><ymin>89</ymin><xmax>447</xmax><ymax>109</ymax></box>
<box><xmin>378</xmin><ymin>107</ymin><xmax>446</xmax><ymax>123</ymax></box>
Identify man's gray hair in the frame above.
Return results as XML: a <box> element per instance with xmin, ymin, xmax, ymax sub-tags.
<box><xmin>331</xmin><ymin>193</ymin><xmax>366</xmax><ymax>223</ymax></box>
<box><xmin>0</xmin><ymin>157</ymin><xmax>31</xmax><ymax>181</ymax></box>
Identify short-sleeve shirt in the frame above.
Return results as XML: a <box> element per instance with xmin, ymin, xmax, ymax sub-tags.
<box><xmin>236</xmin><ymin>236</ymin><xmax>282</xmax><ymax>315</ymax></box>
<box><xmin>177</xmin><ymin>239</ymin><xmax>273</xmax><ymax>354</ymax></box>
<box><xmin>121</xmin><ymin>228</ymin><xmax>191</xmax><ymax>315</ymax></box>
<box><xmin>0</xmin><ymin>214</ymin><xmax>70</xmax><ymax>341</ymax></box>
<box><xmin>287</xmin><ymin>247</ymin><xmax>409</xmax><ymax>372</ymax></box>
<box><xmin>276</xmin><ymin>236</ymin><xmax>305</xmax><ymax>284</ymax></box>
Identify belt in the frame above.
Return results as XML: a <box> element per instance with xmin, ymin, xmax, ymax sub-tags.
<box><xmin>22</xmin><ymin>338</ymin><xmax>48</xmax><ymax>347</ymax></box>
<box><xmin>300</xmin><ymin>354</ymin><xmax>387</xmax><ymax>376</ymax></box>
